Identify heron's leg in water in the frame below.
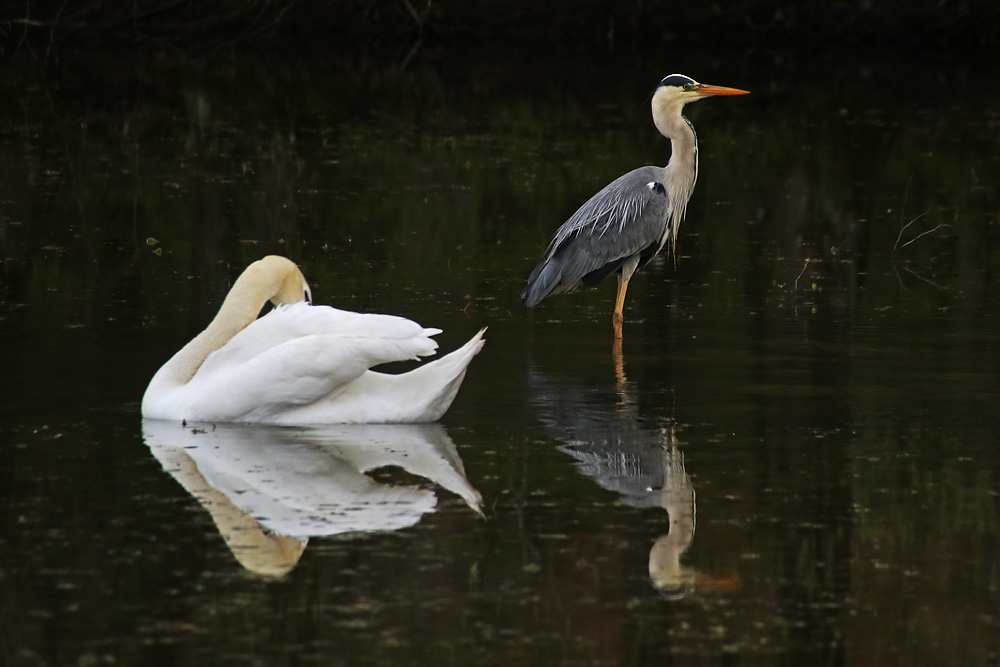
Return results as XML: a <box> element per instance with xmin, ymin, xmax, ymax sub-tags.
<box><xmin>613</xmin><ymin>256</ymin><xmax>640</xmax><ymax>339</ymax></box>
<box><xmin>613</xmin><ymin>277</ymin><xmax>630</xmax><ymax>339</ymax></box>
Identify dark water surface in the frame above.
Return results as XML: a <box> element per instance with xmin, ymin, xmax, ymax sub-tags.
<box><xmin>1</xmin><ymin>43</ymin><xmax>999</xmax><ymax>665</ymax></box>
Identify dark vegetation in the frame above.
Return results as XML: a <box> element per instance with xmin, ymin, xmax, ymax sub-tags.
<box><xmin>2</xmin><ymin>0</ymin><xmax>998</xmax><ymax>62</ymax></box>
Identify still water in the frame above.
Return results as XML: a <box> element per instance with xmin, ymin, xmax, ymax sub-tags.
<box><xmin>1</xmin><ymin>42</ymin><xmax>998</xmax><ymax>665</ymax></box>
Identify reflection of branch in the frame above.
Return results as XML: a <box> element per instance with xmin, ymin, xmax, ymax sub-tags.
<box><xmin>893</xmin><ymin>260</ymin><xmax>949</xmax><ymax>292</ymax></box>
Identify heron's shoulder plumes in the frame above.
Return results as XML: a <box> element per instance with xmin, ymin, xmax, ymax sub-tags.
<box><xmin>542</xmin><ymin>167</ymin><xmax>666</xmax><ymax>250</ymax></box>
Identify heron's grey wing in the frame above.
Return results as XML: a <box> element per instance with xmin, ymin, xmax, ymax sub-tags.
<box><xmin>522</xmin><ymin>168</ymin><xmax>670</xmax><ymax>306</ymax></box>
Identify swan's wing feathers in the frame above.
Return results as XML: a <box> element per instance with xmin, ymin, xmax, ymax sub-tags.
<box><xmin>304</xmin><ymin>304</ymin><xmax>441</xmax><ymax>339</ymax></box>
<box><xmin>199</xmin><ymin>303</ymin><xmax>439</xmax><ymax>377</ymax></box>
<box><xmin>194</xmin><ymin>332</ymin><xmax>442</xmax><ymax>421</ymax></box>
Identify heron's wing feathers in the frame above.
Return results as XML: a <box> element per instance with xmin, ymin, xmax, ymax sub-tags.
<box><xmin>555</xmin><ymin>175</ymin><xmax>669</xmax><ymax>272</ymax></box>
<box><xmin>522</xmin><ymin>168</ymin><xmax>669</xmax><ymax>305</ymax></box>
<box><xmin>559</xmin><ymin>171</ymin><xmax>667</xmax><ymax>242</ymax></box>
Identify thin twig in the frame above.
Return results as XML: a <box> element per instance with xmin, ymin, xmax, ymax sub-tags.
<box><xmin>794</xmin><ymin>258</ymin><xmax>810</xmax><ymax>291</ymax></box>
<box><xmin>400</xmin><ymin>0</ymin><xmax>432</xmax><ymax>28</ymax></box>
<box><xmin>897</xmin><ymin>223</ymin><xmax>949</xmax><ymax>251</ymax></box>
<box><xmin>45</xmin><ymin>0</ymin><xmax>69</xmax><ymax>60</ymax></box>
<box><xmin>891</xmin><ymin>210</ymin><xmax>930</xmax><ymax>256</ymax></box>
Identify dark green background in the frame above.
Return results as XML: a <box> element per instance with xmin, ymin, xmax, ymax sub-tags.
<box><xmin>1</xmin><ymin>5</ymin><xmax>998</xmax><ymax>665</ymax></box>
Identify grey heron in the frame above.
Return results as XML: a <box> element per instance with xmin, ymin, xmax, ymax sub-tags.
<box><xmin>521</xmin><ymin>74</ymin><xmax>749</xmax><ymax>339</ymax></box>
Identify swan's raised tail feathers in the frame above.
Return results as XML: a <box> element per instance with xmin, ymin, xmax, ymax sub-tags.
<box><xmin>281</xmin><ymin>328</ymin><xmax>486</xmax><ymax>424</ymax></box>
<box><xmin>401</xmin><ymin>327</ymin><xmax>486</xmax><ymax>422</ymax></box>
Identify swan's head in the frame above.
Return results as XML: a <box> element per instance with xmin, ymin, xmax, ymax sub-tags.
<box><xmin>248</xmin><ymin>255</ymin><xmax>312</xmax><ymax>306</ymax></box>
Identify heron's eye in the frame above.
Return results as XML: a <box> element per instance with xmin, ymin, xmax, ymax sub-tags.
<box><xmin>683</xmin><ymin>83</ymin><xmax>696</xmax><ymax>91</ymax></box>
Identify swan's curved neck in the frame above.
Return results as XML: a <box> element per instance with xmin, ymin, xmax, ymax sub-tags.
<box><xmin>152</xmin><ymin>284</ymin><xmax>264</xmax><ymax>388</ymax></box>
<box><xmin>148</xmin><ymin>257</ymin><xmax>306</xmax><ymax>389</ymax></box>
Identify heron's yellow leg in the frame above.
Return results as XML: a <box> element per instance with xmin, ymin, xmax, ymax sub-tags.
<box><xmin>613</xmin><ymin>277</ymin><xmax>629</xmax><ymax>339</ymax></box>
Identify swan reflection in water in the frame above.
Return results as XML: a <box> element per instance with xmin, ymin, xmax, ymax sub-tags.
<box><xmin>142</xmin><ymin>420</ymin><xmax>482</xmax><ymax>576</ymax></box>
<box><xmin>528</xmin><ymin>368</ymin><xmax>740</xmax><ymax>597</ymax></box>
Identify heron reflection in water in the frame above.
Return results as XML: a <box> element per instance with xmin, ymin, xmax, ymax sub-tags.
<box><xmin>142</xmin><ymin>420</ymin><xmax>482</xmax><ymax>576</ymax></box>
<box><xmin>528</xmin><ymin>368</ymin><xmax>741</xmax><ymax>596</ymax></box>
<box><xmin>522</xmin><ymin>74</ymin><xmax>749</xmax><ymax>340</ymax></box>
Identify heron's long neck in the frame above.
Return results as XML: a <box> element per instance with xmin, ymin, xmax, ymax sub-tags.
<box><xmin>667</xmin><ymin>114</ymin><xmax>699</xmax><ymax>194</ymax></box>
<box><xmin>660</xmin><ymin>112</ymin><xmax>699</xmax><ymax>249</ymax></box>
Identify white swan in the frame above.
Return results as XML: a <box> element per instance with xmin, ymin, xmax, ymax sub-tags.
<box><xmin>141</xmin><ymin>255</ymin><xmax>485</xmax><ymax>424</ymax></box>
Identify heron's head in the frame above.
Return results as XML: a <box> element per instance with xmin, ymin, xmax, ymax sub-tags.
<box><xmin>651</xmin><ymin>74</ymin><xmax>749</xmax><ymax>114</ymax></box>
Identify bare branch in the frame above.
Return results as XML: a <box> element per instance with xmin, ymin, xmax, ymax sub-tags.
<box><xmin>891</xmin><ymin>210</ymin><xmax>929</xmax><ymax>255</ymax></box>
<box><xmin>794</xmin><ymin>258</ymin><xmax>810</xmax><ymax>291</ymax></box>
<box><xmin>897</xmin><ymin>223</ymin><xmax>949</xmax><ymax>251</ymax></box>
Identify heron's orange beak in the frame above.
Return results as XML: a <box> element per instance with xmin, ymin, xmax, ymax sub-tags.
<box><xmin>696</xmin><ymin>84</ymin><xmax>750</xmax><ymax>97</ymax></box>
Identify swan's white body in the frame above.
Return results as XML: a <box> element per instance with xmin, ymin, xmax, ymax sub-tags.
<box><xmin>141</xmin><ymin>256</ymin><xmax>485</xmax><ymax>424</ymax></box>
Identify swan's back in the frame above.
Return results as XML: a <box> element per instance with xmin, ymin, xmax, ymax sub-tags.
<box><xmin>143</xmin><ymin>256</ymin><xmax>484</xmax><ymax>425</ymax></box>
<box><xmin>144</xmin><ymin>303</ymin><xmax>484</xmax><ymax>424</ymax></box>
<box><xmin>197</xmin><ymin>303</ymin><xmax>441</xmax><ymax>378</ymax></box>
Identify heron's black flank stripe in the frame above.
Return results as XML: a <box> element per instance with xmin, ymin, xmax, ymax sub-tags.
<box><xmin>635</xmin><ymin>238</ymin><xmax>664</xmax><ymax>271</ymax></box>
<box><xmin>581</xmin><ymin>233</ymin><xmax>665</xmax><ymax>287</ymax></box>
<box><xmin>582</xmin><ymin>257</ymin><xmax>626</xmax><ymax>287</ymax></box>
